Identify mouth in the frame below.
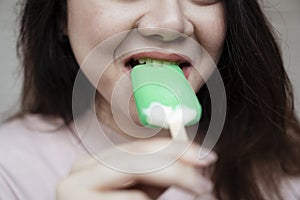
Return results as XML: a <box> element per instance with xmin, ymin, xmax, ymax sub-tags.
<box><xmin>122</xmin><ymin>52</ymin><xmax>193</xmax><ymax>79</ymax></box>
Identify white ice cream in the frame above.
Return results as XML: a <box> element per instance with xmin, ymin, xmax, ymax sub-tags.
<box><xmin>143</xmin><ymin>102</ymin><xmax>197</xmax><ymax>128</ymax></box>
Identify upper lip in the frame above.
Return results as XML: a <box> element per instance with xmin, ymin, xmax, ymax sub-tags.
<box><xmin>122</xmin><ymin>51</ymin><xmax>192</xmax><ymax>66</ymax></box>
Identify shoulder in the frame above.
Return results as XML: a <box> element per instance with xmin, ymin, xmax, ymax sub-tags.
<box><xmin>0</xmin><ymin>115</ymin><xmax>85</xmax><ymax>200</ymax></box>
<box><xmin>0</xmin><ymin>115</ymin><xmax>73</xmax><ymax>155</ymax></box>
<box><xmin>0</xmin><ymin>114</ymin><xmax>84</xmax><ymax>167</ymax></box>
<box><xmin>0</xmin><ymin>116</ymin><xmax>42</xmax><ymax>158</ymax></box>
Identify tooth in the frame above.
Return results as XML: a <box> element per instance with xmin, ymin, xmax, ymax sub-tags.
<box><xmin>153</xmin><ymin>60</ymin><xmax>162</xmax><ymax>67</ymax></box>
<box><xmin>146</xmin><ymin>59</ymin><xmax>152</xmax><ymax>65</ymax></box>
<box><xmin>138</xmin><ymin>59</ymin><xmax>146</xmax><ymax>64</ymax></box>
<box><xmin>160</xmin><ymin>61</ymin><xmax>164</xmax><ymax>67</ymax></box>
<box><xmin>163</xmin><ymin>61</ymin><xmax>171</xmax><ymax>66</ymax></box>
<box><xmin>137</xmin><ymin>58</ymin><xmax>179</xmax><ymax>67</ymax></box>
<box><xmin>159</xmin><ymin>61</ymin><xmax>164</xmax><ymax>67</ymax></box>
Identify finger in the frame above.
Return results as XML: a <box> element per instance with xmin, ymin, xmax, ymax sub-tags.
<box><xmin>65</xmin><ymin>164</ymin><xmax>133</xmax><ymax>190</ymax></box>
<box><xmin>57</xmin><ymin>186</ymin><xmax>151</xmax><ymax>200</ymax></box>
<box><xmin>96</xmin><ymin>190</ymin><xmax>152</xmax><ymax>200</ymax></box>
<box><xmin>135</xmin><ymin>161</ymin><xmax>214</xmax><ymax>196</ymax></box>
<box><xmin>172</xmin><ymin>142</ymin><xmax>217</xmax><ymax>166</ymax></box>
<box><xmin>119</xmin><ymin>138</ymin><xmax>217</xmax><ymax>166</ymax></box>
<box><xmin>70</xmin><ymin>139</ymin><xmax>217</xmax><ymax>174</ymax></box>
<box><xmin>71</xmin><ymin>158</ymin><xmax>213</xmax><ymax>196</ymax></box>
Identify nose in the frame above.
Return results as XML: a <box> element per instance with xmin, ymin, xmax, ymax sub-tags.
<box><xmin>136</xmin><ymin>0</ymin><xmax>194</xmax><ymax>41</ymax></box>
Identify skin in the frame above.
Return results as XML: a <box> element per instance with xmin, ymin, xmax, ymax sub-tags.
<box><xmin>58</xmin><ymin>0</ymin><xmax>226</xmax><ymax>199</ymax></box>
<box><xmin>57</xmin><ymin>139</ymin><xmax>218</xmax><ymax>199</ymax></box>
<box><xmin>67</xmin><ymin>0</ymin><xmax>225</xmax><ymax>130</ymax></box>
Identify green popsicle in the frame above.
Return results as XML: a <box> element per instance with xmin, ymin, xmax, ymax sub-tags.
<box><xmin>131</xmin><ymin>62</ymin><xmax>202</xmax><ymax>138</ymax></box>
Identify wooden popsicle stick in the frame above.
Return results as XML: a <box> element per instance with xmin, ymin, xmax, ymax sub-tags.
<box><xmin>168</xmin><ymin>121</ymin><xmax>189</xmax><ymax>142</ymax></box>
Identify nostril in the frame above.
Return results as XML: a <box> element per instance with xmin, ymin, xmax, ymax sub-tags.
<box><xmin>137</xmin><ymin>27</ymin><xmax>186</xmax><ymax>42</ymax></box>
<box><xmin>152</xmin><ymin>34</ymin><xmax>186</xmax><ymax>42</ymax></box>
<box><xmin>147</xmin><ymin>33</ymin><xmax>186</xmax><ymax>42</ymax></box>
<box><xmin>148</xmin><ymin>34</ymin><xmax>166</xmax><ymax>41</ymax></box>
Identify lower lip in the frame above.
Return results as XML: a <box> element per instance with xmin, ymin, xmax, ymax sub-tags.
<box><xmin>122</xmin><ymin>65</ymin><xmax>192</xmax><ymax>80</ymax></box>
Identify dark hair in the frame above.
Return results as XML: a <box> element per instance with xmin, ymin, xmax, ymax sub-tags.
<box><xmin>17</xmin><ymin>0</ymin><xmax>300</xmax><ymax>199</ymax></box>
<box><xmin>17</xmin><ymin>0</ymin><xmax>92</xmax><ymax>124</ymax></box>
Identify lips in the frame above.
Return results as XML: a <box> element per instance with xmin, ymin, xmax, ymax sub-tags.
<box><xmin>121</xmin><ymin>51</ymin><xmax>193</xmax><ymax>79</ymax></box>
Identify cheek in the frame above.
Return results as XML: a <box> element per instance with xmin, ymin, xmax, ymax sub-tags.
<box><xmin>66</xmin><ymin>2</ymin><xmax>138</xmax><ymax>98</ymax></box>
<box><xmin>67</xmin><ymin>0</ymin><xmax>150</xmax><ymax>65</ymax></box>
<box><xmin>189</xmin><ymin>7</ymin><xmax>226</xmax><ymax>92</ymax></box>
<box><xmin>67</xmin><ymin>4</ymin><xmax>100</xmax><ymax>64</ymax></box>
<box><xmin>192</xmin><ymin>7</ymin><xmax>226</xmax><ymax>62</ymax></box>
<box><xmin>67</xmin><ymin>2</ymin><xmax>132</xmax><ymax>65</ymax></box>
<box><xmin>196</xmin><ymin>20</ymin><xmax>226</xmax><ymax>60</ymax></box>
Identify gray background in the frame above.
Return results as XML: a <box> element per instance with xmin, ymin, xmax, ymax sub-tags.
<box><xmin>0</xmin><ymin>0</ymin><xmax>299</xmax><ymax>122</ymax></box>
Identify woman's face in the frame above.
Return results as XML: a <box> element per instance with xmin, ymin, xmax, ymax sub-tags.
<box><xmin>67</xmin><ymin>0</ymin><xmax>226</xmax><ymax>124</ymax></box>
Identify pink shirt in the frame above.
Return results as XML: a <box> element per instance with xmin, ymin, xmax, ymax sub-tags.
<box><xmin>0</xmin><ymin>115</ymin><xmax>299</xmax><ymax>200</ymax></box>
<box><xmin>0</xmin><ymin>115</ymin><xmax>196</xmax><ymax>200</ymax></box>
<box><xmin>0</xmin><ymin>115</ymin><xmax>85</xmax><ymax>200</ymax></box>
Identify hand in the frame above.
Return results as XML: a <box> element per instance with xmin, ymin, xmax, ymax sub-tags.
<box><xmin>56</xmin><ymin>138</ymin><xmax>217</xmax><ymax>200</ymax></box>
